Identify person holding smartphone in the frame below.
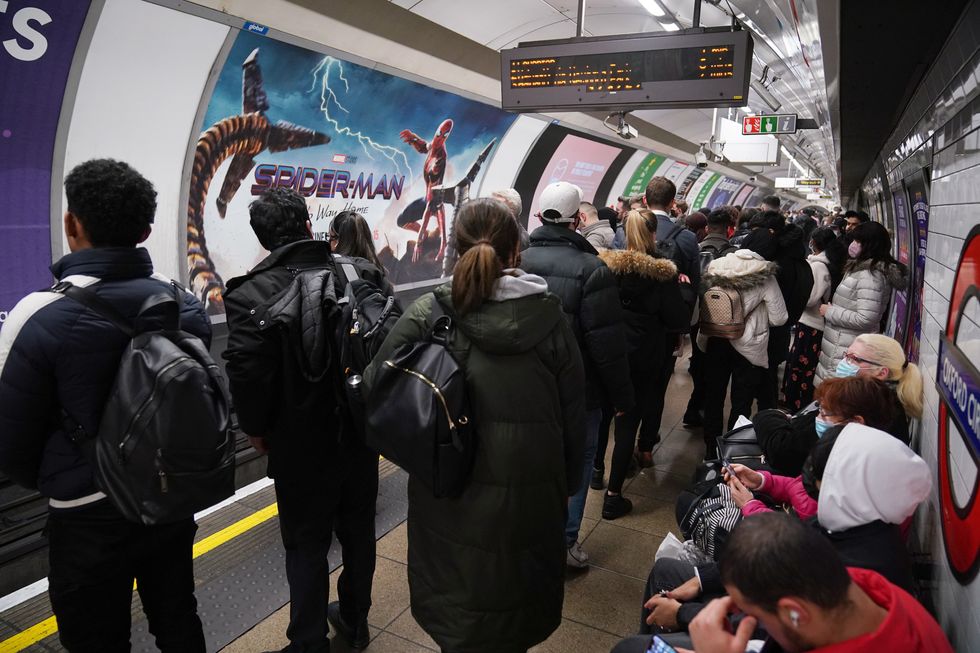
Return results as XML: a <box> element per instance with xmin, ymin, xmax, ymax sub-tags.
<box><xmin>611</xmin><ymin>514</ymin><xmax>952</xmax><ymax>653</ymax></box>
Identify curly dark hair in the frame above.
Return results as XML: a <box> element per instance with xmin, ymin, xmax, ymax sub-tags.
<box><xmin>248</xmin><ymin>187</ymin><xmax>311</xmax><ymax>251</ymax></box>
<box><xmin>64</xmin><ymin>159</ymin><xmax>157</xmax><ymax>247</ymax></box>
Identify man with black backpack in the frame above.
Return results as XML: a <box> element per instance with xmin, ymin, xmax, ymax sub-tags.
<box><xmin>635</xmin><ymin>177</ymin><xmax>701</xmax><ymax>463</ymax></box>
<box><xmin>0</xmin><ymin>159</ymin><xmax>212</xmax><ymax>652</ymax></box>
<box><xmin>223</xmin><ymin>188</ymin><xmax>391</xmax><ymax>653</ymax></box>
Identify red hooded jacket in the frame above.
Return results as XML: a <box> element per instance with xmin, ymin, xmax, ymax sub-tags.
<box><xmin>809</xmin><ymin>568</ymin><xmax>952</xmax><ymax>653</ymax></box>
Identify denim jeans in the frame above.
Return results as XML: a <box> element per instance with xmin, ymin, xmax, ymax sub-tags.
<box><xmin>566</xmin><ymin>408</ymin><xmax>601</xmax><ymax>547</ymax></box>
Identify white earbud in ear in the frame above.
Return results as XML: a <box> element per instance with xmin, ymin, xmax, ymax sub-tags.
<box><xmin>789</xmin><ymin>610</ymin><xmax>801</xmax><ymax>628</ymax></box>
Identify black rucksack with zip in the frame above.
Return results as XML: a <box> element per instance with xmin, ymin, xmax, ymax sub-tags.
<box><xmin>50</xmin><ymin>280</ymin><xmax>235</xmax><ymax>525</ymax></box>
<box><xmin>365</xmin><ymin>295</ymin><xmax>475</xmax><ymax>498</ymax></box>
<box><xmin>331</xmin><ymin>255</ymin><xmax>402</xmax><ymax>380</ymax></box>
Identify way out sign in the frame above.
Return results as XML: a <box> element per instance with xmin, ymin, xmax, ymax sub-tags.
<box><xmin>742</xmin><ymin>114</ymin><xmax>797</xmax><ymax>135</ymax></box>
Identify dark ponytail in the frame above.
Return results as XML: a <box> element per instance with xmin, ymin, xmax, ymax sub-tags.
<box><xmin>451</xmin><ymin>198</ymin><xmax>520</xmax><ymax>315</ymax></box>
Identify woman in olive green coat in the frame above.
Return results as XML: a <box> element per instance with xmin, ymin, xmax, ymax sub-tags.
<box><xmin>365</xmin><ymin>198</ymin><xmax>586</xmax><ymax>653</ymax></box>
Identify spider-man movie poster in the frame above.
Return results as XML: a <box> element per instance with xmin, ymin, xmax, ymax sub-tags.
<box><xmin>187</xmin><ymin>30</ymin><xmax>517</xmax><ymax>314</ymax></box>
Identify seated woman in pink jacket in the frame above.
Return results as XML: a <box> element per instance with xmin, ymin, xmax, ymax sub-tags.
<box><xmin>724</xmin><ymin>376</ymin><xmax>897</xmax><ymax>519</ymax></box>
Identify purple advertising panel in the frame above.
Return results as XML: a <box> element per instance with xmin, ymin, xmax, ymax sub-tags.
<box><xmin>905</xmin><ymin>172</ymin><xmax>929</xmax><ymax>363</ymax></box>
<box><xmin>0</xmin><ymin>1</ymin><xmax>91</xmax><ymax>322</ymax></box>
<box><xmin>889</xmin><ymin>183</ymin><xmax>911</xmax><ymax>345</ymax></box>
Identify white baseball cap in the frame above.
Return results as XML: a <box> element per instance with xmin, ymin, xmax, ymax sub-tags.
<box><xmin>539</xmin><ymin>181</ymin><xmax>584</xmax><ymax>223</ymax></box>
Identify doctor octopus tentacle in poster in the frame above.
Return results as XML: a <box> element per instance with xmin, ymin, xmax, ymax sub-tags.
<box><xmin>187</xmin><ymin>31</ymin><xmax>515</xmax><ymax>314</ymax></box>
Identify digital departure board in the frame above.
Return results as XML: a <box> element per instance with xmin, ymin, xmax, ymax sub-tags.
<box><xmin>501</xmin><ymin>28</ymin><xmax>753</xmax><ymax>112</ymax></box>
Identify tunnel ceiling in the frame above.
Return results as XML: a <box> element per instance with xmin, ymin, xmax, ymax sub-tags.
<box><xmin>839</xmin><ymin>0</ymin><xmax>969</xmax><ymax>200</ymax></box>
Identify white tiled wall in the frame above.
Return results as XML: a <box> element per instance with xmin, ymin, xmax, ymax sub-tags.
<box><xmin>919</xmin><ymin>126</ymin><xmax>980</xmax><ymax>650</ymax></box>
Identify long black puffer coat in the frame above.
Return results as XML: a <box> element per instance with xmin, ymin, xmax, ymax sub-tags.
<box><xmin>365</xmin><ymin>282</ymin><xmax>585</xmax><ymax>653</ymax></box>
<box><xmin>521</xmin><ymin>223</ymin><xmax>634</xmax><ymax>410</ymax></box>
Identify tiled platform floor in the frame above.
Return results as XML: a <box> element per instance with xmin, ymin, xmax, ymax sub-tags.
<box><xmin>222</xmin><ymin>362</ymin><xmax>709</xmax><ymax>653</ymax></box>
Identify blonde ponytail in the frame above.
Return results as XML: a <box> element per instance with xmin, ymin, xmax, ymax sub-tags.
<box><xmin>623</xmin><ymin>209</ymin><xmax>657</xmax><ymax>255</ymax></box>
<box><xmin>854</xmin><ymin>333</ymin><xmax>924</xmax><ymax>418</ymax></box>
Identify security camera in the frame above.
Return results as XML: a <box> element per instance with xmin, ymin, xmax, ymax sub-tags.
<box><xmin>695</xmin><ymin>145</ymin><xmax>709</xmax><ymax>169</ymax></box>
<box><xmin>618</xmin><ymin>120</ymin><xmax>639</xmax><ymax>140</ymax></box>
<box><xmin>604</xmin><ymin>112</ymin><xmax>638</xmax><ymax>140</ymax></box>
<box><xmin>749</xmin><ymin>175</ymin><xmax>757</xmax><ymax>182</ymax></box>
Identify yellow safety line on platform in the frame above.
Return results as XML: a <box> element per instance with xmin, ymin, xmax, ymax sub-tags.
<box><xmin>0</xmin><ymin>502</ymin><xmax>280</xmax><ymax>653</ymax></box>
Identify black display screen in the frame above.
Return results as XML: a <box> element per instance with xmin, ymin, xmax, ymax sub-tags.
<box><xmin>509</xmin><ymin>45</ymin><xmax>735</xmax><ymax>93</ymax></box>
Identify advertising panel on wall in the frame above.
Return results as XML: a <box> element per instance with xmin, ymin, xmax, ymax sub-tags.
<box><xmin>661</xmin><ymin>160</ymin><xmax>694</xmax><ymax>185</ymax></box>
<box><xmin>705</xmin><ymin>176</ymin><xmax>744</xmax><ymax>210</ymax></box>
<box><xmin>0</xmin><ymin>0</ymin><xmax>91</xmax><ymax>322</ymax></box>
<box><xmin>676</xmin><ymin>167</ymin><xmax>705</xmax><ymax>200</ymax></box>
<box><xmin>731</xmin><ymin>182</ymin><xmax>756</xmax><ymax>207</ymax></box>
<box><xmin>905</xmin><ymin>172</ymin><xmax>930</xmax><ymax>363</ymax></box>
<box><xmin>686</xmin><ymin>171</ymin><xmax>721</xmax><ymax>209</ymax></box>
<box><xmin>525</xmin><ymin>133</ymin><xmax>625</xmax><ymax>232</ymax></box>
<box><xmin>621</xmin><ymin>152</ymin><xmax>667</xmax><ymax>198</ymax></box>
<box><xmin>187</xmin><ymin>30</ymin><xmax>518</xmax><ymax>313</ymax></box>
<box><xmin>888</xmin><ymin>182</ymin><xmax>911</xmax><ymax>345</ymax></box>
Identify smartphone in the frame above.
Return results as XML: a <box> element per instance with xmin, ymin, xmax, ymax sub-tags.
<box><xmin>721</xmin><ymin>459</ymin><xmax>737</xmax><ymax>479</ymax></box>
<box><xmin>646</xmin><ymin>635</ymin><xmax>679</xmax><ymax>653</ymax></box>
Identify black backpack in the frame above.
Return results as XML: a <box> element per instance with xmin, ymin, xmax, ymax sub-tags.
<box><xmin>365</xmin><ymin>295</ymin><xmax>475</xmax><ymax>498</ymax></box>
<box><xmin>332</xmin><ymin>255</ymin><xmax>401</xmax><ymax>378</ymax></box>
<box><xmin>51</xmin><ymin>281</ymin><xmax>235</xmax><ymax>525</ymax></box>
<box><xmin>656</xmin><ymin>223</ymin><xmax>686</xmax><ymax>271</ymax></box>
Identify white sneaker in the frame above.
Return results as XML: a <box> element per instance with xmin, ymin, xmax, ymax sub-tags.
<box><xmin>566</xmin><ymin>542</ymin><xmax>589</xmax><ymax>568</ymax></box>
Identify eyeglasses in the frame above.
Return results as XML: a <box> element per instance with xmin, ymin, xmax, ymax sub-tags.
<box><xmin>817</xmin><ymin>407</ymin><xmax>840</xmax><ymax>421</ymax></box>
<box><xmin>843</xmin><ymin>351</ymin><xmax>884</xmax><ymax>368</ymax></box>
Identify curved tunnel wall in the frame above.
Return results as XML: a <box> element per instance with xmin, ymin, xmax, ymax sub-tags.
<box><xmin>1</xmin><ymin>0</ymin><xmax>775</xmax><ymax>323</ymax></box>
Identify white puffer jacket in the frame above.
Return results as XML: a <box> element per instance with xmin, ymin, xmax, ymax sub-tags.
<box><xmin>696</xmin><ymin>249</ymin><xmax>788</xmax><ymax>367</ymax></box>
<box><xmin>815</xmin><ymin>259</ymin><xmax>908</xmax><ymax>382</ymax></box>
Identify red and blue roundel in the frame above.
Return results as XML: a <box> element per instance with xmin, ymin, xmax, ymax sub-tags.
<box><xmin>937</xmin><ymin>225</ymin><xmax>980</xmax><ymax>583</ymax></box>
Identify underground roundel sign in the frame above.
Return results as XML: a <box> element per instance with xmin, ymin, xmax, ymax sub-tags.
<box><xmin>936</xmin><ymin>225</ymin><xmax>980</xmax><ymax>583</ymax></box>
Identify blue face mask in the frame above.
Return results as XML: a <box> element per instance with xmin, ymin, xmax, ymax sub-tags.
<box><xmin>836</xmin><ymin>359</ymin><xmax>860</xmax><ymax>378</ymax></box>
<box><xmin>814</xmin><ymin>417</ymin><xmax>833</xmax><ymax>439</ymax></box>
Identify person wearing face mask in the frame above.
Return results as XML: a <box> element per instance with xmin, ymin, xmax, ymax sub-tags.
<box><xmin>725</xmin><ymin>376</ymin><xmax>900</xmax><ymax>526</ymax></box>
<box><xmin>637</xmin><ymin>412</ymin><xmax>931</xmax><ymax>643</ymax></box>
<box><xmin>752</xmin><ymin>333</ymin><xmax>918</xmax><ymax>477</ymax></box>
<box><xmin>815</xmin><ymin>222</ymin><xmax>908</xmax><ymax>383</ymax></box>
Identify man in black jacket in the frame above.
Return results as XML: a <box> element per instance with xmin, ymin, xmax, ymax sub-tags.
<box><xmin>521</xmin><ymin>181</ymin><xmax>634</xmax><ymax>559</ymax></box>
<box><xmin>637</xmin><ymin>178</ymin><xmax>700</xmax><ymax>463</ymax></box>
<box><xmin>223</xmin><ymin>188</ymin><xmax>386</xmax><ymax>652</ymax></box>
<box><xmin>0</xmin><ymin>159</ymin><xmax>210</xmax><ymax>652</ymax></box>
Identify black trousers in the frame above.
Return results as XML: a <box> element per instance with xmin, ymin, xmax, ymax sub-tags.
<box><xmin>761</xmin><ymin>324</ymin><xmax>792</xmax><ymax>410</ymax></box>
<box><xmin>594</xmin><ymin>402</ymin><xmax>616</xmax><ymax>471</ymax></box>
<box><xmin>273</xmin><ymin>441</ymin><xmax>379</xmax><ymax>653</ymax></box>
<box><xmin>701</xmin><ymin>338</ymin><xmax>765</xmax><ymax>458</ymax></box>
<box><xmin>609</xmin><ymin>379</ymin><xmax>654</xmax><ymax>494</ymax></box>
<box><xmin>46</xmin><ymin>500</ymin><xmax>205</xmax><ymax>653</ymax></box>
<box><xmin>685</xmin><ymin>325</ymin><xmax>705</xmax><ymax>417</ymax></box>
<box><xmin>638</xmin><ymin>336</ymin><xmax>678</xmax><ymax>452</ymax></box>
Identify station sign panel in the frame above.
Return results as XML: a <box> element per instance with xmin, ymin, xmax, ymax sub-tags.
<box><xmin>742</xmin><ymin>114</ymin><xmax>797</xmax><ymax>135</ymax></box>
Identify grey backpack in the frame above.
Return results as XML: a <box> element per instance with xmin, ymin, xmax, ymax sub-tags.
<box><xmin>51</xmin><ymin>281</ymin><xmax>235</xmax><ymax>524</ymax></box>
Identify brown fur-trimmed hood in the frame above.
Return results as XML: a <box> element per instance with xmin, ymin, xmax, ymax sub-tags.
<box><xmin>598</xmin><ymin>249</ymin><xmax>678</xmax><ymax>281</ymax></box>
